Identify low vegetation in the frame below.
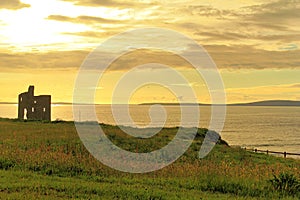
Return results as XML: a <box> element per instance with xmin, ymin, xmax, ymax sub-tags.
<box><xmin>0</xmin><ymin>118</ymin><xmax>299</xmax><ymax>199</ymax></box>
<box><xmin>269</xmin><ymin>172</ymin><xmax>300</xmax><ymax>196</ymax></box>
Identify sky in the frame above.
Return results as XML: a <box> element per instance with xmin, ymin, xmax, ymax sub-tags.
<box><xmin>0</xmin><ymin>0</ymin><xmax>299</xmax><ymax>104</ymax></box>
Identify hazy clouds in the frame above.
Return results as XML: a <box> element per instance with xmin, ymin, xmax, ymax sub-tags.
<box><xmin>0</xmin><ymin>0</ymin><xmax>30</xmax><ymax>10</ymax></box>
<box><xmin>0</xmin><ymin>50</ymin><xmax>88</xmax><ymax>70</ymax></box>
<box><xmin>47</xmin><ymin>15</ymin><xmax>122</xmax><ymax>24</ymax></box>
<box><xmin>0</xmin><ymin>0</ymin><xmax>299</xmax><ymax>70</ymax></box>
<box><xmin>60</xmin><ymin>0</ymin><xmax>154</xmax><ymax>8</ymax></box>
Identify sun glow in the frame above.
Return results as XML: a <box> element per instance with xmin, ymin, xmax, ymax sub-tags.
<box><xmin>0</xmin><ymin>0</ymin><xmax>131</xmax><ymax>52</ymax></box>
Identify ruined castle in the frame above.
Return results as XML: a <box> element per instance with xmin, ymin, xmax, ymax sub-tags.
<box><xmin>18</xmin><ymin>86</ymin><xmax>51</xmax><ymax>121</ymax></box>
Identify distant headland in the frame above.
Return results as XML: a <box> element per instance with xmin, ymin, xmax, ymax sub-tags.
<box><xmin>140</xmin><ymin>100</ymin><xmax>300</xmax><ymax>106</ymax></box>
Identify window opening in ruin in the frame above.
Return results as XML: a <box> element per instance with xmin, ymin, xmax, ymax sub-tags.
<box><xmin>24</xmin><ymin>108</ymin><xmax>27</xmax><ymax>120</ymax></box>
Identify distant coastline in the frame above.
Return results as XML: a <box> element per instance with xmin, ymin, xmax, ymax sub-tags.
<box><xmin>1</xmin><ymin>100</ymin><xmax>300</xmax><ymax>106</ymax></box>
<box><xmin>140</xmin><ymin>100</ymin><xmax>300</xmax><ymax>106</ymax></box>
<box><xmin>227</xmin><ymin>100</ymin><xmax>300</xmax><ymax>106</ymax></box>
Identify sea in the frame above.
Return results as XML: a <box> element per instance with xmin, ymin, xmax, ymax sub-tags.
<box><xmin>1</xmin><ymin>104</ymin><xmax>299</xmax><ymax>157</ymax></box>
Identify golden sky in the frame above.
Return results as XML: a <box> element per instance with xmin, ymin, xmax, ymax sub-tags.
<box><xmin>0</xmin><ymin>0</ymin><xmax>299</xmax><ymax>103</ymax></box>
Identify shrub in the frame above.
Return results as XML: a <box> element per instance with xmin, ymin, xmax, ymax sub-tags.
<box><xmin>269</xmin><ymin>172</ymin><xmax>300</xmax><ymax>195</ymax></box>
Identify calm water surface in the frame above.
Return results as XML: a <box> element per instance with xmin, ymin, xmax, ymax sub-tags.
<box><xmin>1</xmin><ymin>104</ymin><xmax>299</xmax><ymax>156</ymax></box>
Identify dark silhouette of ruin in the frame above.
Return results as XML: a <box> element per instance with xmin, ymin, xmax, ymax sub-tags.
<box><xmin>18</xmin><ymin>86</ymin><xmax>51</xmax><ymax>121</ymax></box>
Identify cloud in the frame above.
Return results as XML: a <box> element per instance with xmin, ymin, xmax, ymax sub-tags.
<box><xmin>196</xmin><ymin>31</ymin><xmax>247</xmax><ymax>41</ymax></box>
<box><xmin>287</xmin><ymin>83</ymin><xmax>300</xmax><ymax>88</ymax></box>
<box><xmin>44</xmin><ymin>1</ymin><xmax>300</xmax><ymax>48</ymax></box>
<box><xmin>0</xmin><ymin>0</ymin><xmax>30</xmax><ymax>10</ymax></box>
<box><xmin>177</xmin><ymin>0</ymin><xmax>300</xmax><ymax>45</ymax></box>
<box><xmin>197</xmin><ymin>31</ymin><xmax>300</xmax><ymax>43</ymax></box>
<box><xmin>1</xmin><ymin>44</ymin><xmax>299</xmax><ymax>72</ymax></box>
<box><xmin>186</xmin><ymin>5</ymin><xmax>239</xmax><ymax>19</ymax></box>
<box><xmin>242</xmin><ymin>0</ymin><xmax>300</xmax><ymax>27</ymax></box>
<box><xmin>99</xmin><ymin>49</ymin><xmax>194</xmax><ymax>71</ymax></box>
<box><xmin>60</xmin><ymin>0</ymin><xmax>151</xmax><ymax>8</ymax></box>
<box><xmin>0</xmin><ymin>50</ymin><xmax>89</xmax><ymax>70</ymax></box>
<box><xmin>244</xmin><ymin>0</ymin><xmax>300</xmax><ymax>14</ymax></box>
<box><xmin>279</xmin><ymin>44</ymin><xmax>298</xmax><ymax>51</ymax></box>
<box><xmin>62</xmin><ymin>31</ymin><xmax>119</xmax><ymax>38</ymax></box>
<box><xmin>205</xmin><ymin>45</ymin><xmax>300</xmax><ymax>69</ymax></box>
<box><xmin>47</xmin><ymin>15</ymin><xmax>121</xmax><ymax>24</ymax></box>
<box><xmin>0</xmin><ymin>49</ymin><xmax>187</xmax><ymax>71</ymax></box>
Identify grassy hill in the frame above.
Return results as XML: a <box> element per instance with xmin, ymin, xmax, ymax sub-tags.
<box><xmin>0</xmin><ymin>118</ymin><xmax>299</xmax><ymax>199</ymax></box>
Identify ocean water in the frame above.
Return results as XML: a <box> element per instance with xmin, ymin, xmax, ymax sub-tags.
<box><xmin>1</xmin><ymin>104</ymin><xmax>299</xmax><ymax>156</ymax></box>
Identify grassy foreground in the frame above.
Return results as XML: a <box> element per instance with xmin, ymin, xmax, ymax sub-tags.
<box><xmin>0</xmin><ymin>118</ymin><xmax>299</xmax><ymax>199</ymax></box>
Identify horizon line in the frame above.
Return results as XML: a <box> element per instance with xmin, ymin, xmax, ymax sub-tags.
<box><xmin>1</xmin><ymin>99</ymin><xmax>300</xmax><ymax>105</ymax></box>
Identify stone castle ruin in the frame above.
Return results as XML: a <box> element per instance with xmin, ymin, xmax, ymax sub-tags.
<box><xmin>18</xmin><ymin>86</ymin><xmax>51</xmax><ymax>121</ymax></box>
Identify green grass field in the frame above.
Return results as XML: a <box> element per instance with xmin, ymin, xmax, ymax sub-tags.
<box><xmin>0</xmin><ymin>118</ymin><xmax>299</xmax><ymax>199</ymax></box>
